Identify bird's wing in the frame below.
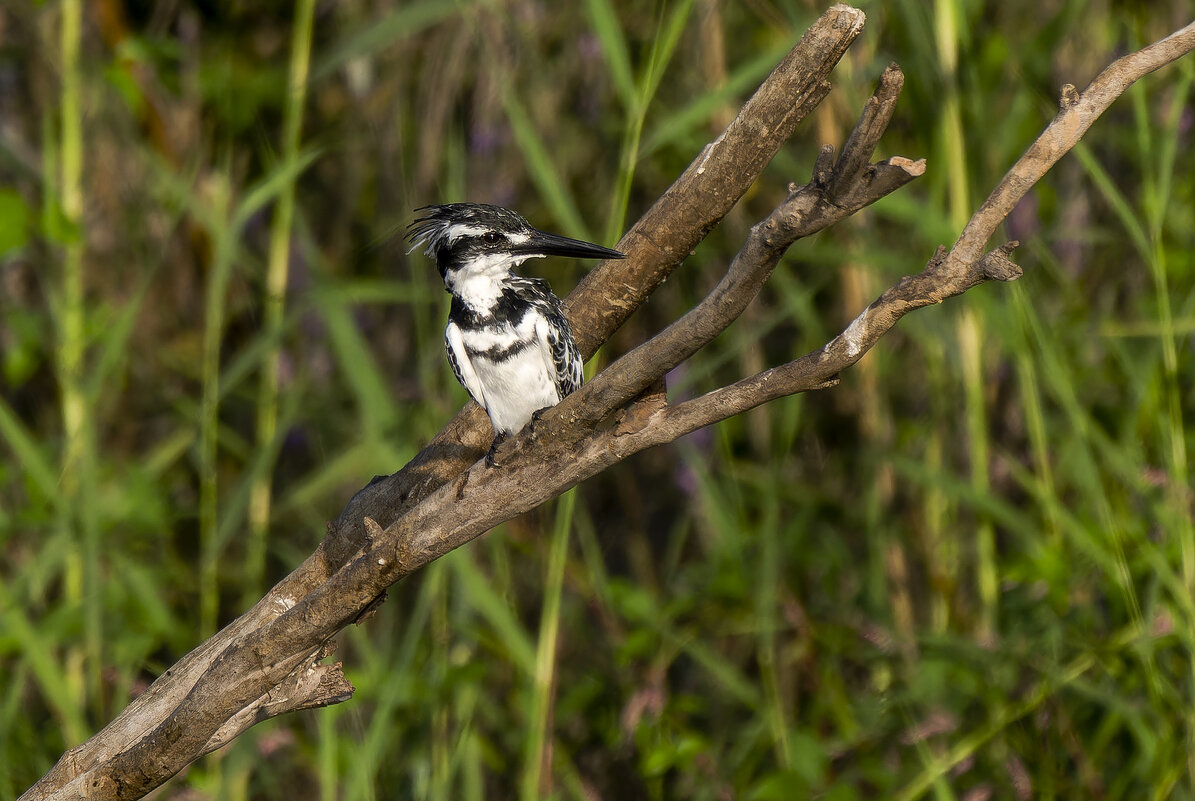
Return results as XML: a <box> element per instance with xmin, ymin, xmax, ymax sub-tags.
<box><xmin>445</xmin><ymin>322</ymin><xmax>487</xmax><ymax>410</ymax></box>
<box><xmin>534</xmin><ymin>304</ymin><xmax>584</xmax><ymax>399</ymax></box>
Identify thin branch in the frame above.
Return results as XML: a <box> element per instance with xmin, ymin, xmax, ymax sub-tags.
<box><xmin>599</xmin><ymin>21</ymin><xmax>1195</xmax><ymax>447</ymax></box>
<box><xmin>630</xmin><ymin>241</ymin><xmax>1024</xmax><ymax>443</ymax></box>
<box><xmin>559</xmin><ymin>64</ymin><xmax>919</xmax><ymax>431</ymax></box>
<box><xmin>946</xmin><ymin>19</ymin><xmax>1195</xmax><ymax>270</ymax></box>
<box><xmin>631</xmin><ymin>18</ymin><xmax>1195</xmax><ymax>447</ymax></box>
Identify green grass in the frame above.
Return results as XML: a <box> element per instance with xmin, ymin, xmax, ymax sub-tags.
<box><xmin>247</xmin><ymin>0</ymin><xmax>318</xmax><ymax>606</ymax></box>
<box><xmin>2</xmin><ymin>1</ymin><xmax>1195</xmax><ymax>799</ymax></box>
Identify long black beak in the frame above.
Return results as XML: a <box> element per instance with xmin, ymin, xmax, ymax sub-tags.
<box><xmin>513</xmin><ymin>229</ymin><xmax>626</xmax><ymax>261</ymax></box>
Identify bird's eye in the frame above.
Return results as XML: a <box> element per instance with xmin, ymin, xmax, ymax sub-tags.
<box><xmin>482</xmin><ymin>232</ymin><xmax>502</xmax><ymax>244</ymax></box>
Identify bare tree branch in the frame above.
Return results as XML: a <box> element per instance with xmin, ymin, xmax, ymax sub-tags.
<box><xmin>564</xmin><ymin>64</ymin><xmax>918</xmax><ymax>429</ymax></box>
<box><xmin>200</xmin><ymin>642</ymin><xmax>352</xmax><ymax>758</ymax></box>
<box><xmin>22</xmin><ymin>8</ymin><xmax>871</xmax><ymax>800</ymax></box>
<box><xmin>620</xmin><ymin>18</ymin><xmax>1195</xmax><ymax>451</ymax></box>
<box><xmin>21</xmin><ymin>10</ymin><xmax>1195</xmax><ymax>801</ymax></box>
<box><xmin>327</xmin><ymin>2</ymin><xmax>870</xmax><ymax>564</ymax></box>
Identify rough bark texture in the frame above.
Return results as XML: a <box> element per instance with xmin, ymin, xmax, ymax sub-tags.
<box><xmin>20</xmin><ymin>8</ymin><xmax>1195</xmax><ymax>801</ymax></box>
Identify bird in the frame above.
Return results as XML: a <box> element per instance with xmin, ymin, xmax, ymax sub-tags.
<box><xmin>406</xmin><ymin>203</ymin><xmax>625</xmax><ymax>466</ymax></box>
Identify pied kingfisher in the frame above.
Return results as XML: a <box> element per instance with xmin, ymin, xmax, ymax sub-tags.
<box><xmin>406</xmin><ymin>203</ymin><xmax>625</xmax><ymax>465</ymax></box>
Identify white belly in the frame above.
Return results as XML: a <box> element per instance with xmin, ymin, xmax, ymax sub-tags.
<box><xmin>474</xmin><ymin>345</ymin><xmax>560</xmax><ymax>435</ymax></box>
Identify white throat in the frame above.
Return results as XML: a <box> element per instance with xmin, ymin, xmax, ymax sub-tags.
<box><xmin>451</xmin><ymin>270</ymin><xmax>507</xmax><ymax>313</ymax></box>
<box><xmin>447</xmin><ymin>253</ymin><xmax>539</xmax><ymax>313</ymax></box>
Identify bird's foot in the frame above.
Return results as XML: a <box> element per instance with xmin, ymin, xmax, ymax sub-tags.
<box><xmin>485</xmin><ymin>433</ymin><xmax>509</xmax><ymax>468</ymax></box>
<box><xmin>527</xmin><ymin>407</ymin><xmax>553</xmax><ymax>439</ymax></box>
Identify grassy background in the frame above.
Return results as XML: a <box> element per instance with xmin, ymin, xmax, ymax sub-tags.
<box><xmin>2</xmin><ymin>1</ymin><xmax>1194</xmax><ymax>798</ymax></box>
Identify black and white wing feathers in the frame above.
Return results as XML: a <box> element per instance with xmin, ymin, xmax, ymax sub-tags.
<box><xmin>515</xmin><ymin>277</ymin><xmax>584</xmax><ymax>399</ymax></box>
<box><xmin>546</xmin><ymin>312</ymin><xmax>583</xmax><ymax>397</ymax></box>
<box><xmin>444</xmin><ymin>321</ymin><xmax>487</xmax><ymax>410</ymax></box>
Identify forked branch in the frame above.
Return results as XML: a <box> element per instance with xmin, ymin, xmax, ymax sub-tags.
<box><xmin>21</xmin><ymin>8</ymin><xmax>1195</xmax><ymax>801</ymax></box>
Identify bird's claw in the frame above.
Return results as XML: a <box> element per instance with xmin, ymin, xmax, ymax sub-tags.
<box><xmin>485</xmin><ymin>433</ymin><xmax>508</xmax><ymax>468</ymax></box>
<box><xmin>527</xmin><ymin>407</ymin><xmax>552</xmax><ymax>440</ymax></box>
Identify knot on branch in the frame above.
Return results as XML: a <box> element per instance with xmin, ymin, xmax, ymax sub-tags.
<box><xmin>614</xmin><ymin>380</ymin><xmax>668</xmax><ymax>436</ymax></box>
<box><xmin>1060</xmin><ymin>83</ymin><xmax>1080</xmax><ymax>109</ymax></box>
<box><xmin>200</xmin><ymin>646</ymin><xmax>355</xmax><ymax>758</ymax></box>
<box><xmin>979</xmin><ymin>241</ymin><xmax>1022</xmax><ymax>282</ymax></box>
<box><xmin>926</xmin><ymin>245</ymin><xmax>949</xmax><ymax>272</ymax></box>
<box><xmin>810</xmin><ymin>145</ymin><xmax>836</xmax><ymax>190</ymax></box>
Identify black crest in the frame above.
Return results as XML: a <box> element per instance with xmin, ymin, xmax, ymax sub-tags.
<box><xmin>405</xmin><ymin>203</ymin><xmax>533</xmax><ymax>277</ymax></box>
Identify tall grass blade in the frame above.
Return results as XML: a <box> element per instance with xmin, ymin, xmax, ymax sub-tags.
<box><xmin>247</xmin><ymin>0</ymin><xmax>317</xmax><ymax>603</ymax></box>
<box><xmin>53</xmin><ymin>0</ymin><xmax>103</xmax><ymax>724</ymax></box>
<box><xmin>501</xmin><ymin>90</ymin><xmax>590</xmax><ymax>241</ymax></box>
<box><xmin>520</xmin><ymin>488</ymin><xmax>576</xmax><ymax>801</ymax></box>
<box><xmin>583</xmin><ymin>0</ymin><xmax>636</xmax><ymax>114</ymax></box>
<box><xmin>198</xmin><ymin>174</ymin><xmax>235</xmax><ymax>638</ymax></box>
<box><xmin>606</xmin><ymin>0</ymin><xmax>695</xmax><ymax>243</ymax></box>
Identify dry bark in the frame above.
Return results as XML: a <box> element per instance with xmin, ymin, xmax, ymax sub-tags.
<box><xmin>20</xmin><ymin>7</ymin><xmax>1195</xmax><ymax>800</ymax></box>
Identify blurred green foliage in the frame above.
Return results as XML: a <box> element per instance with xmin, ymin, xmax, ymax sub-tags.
<box><xmin>2</xmin><ymin>1</ymin><xmax>1195</xmax><ymax>799</ymax></box>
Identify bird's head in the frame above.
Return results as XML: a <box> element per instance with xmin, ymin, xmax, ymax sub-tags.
<box><xmin>406</xmin><ymin>203</ymin><xmax>624</xmax><ymax>292</ymax></box>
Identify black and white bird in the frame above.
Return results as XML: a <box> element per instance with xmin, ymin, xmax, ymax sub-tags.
<box><xmin>406</xmin><ymin>203</ymin><xmax>625</xmax><ymax>465</ymax></box>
